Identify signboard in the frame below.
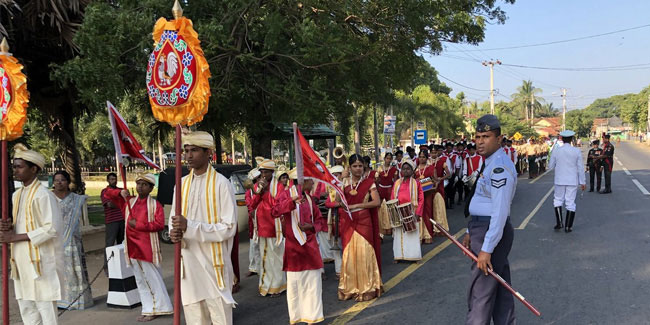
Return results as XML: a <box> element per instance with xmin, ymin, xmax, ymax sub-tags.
<box><xmin>416</xmin><ymin>121</ymin><xmax>425</xmax><ymax>130</ymax></box>
<box><xmin>513</xmin><ymin>132</ymin><xmax>523</xmax><ymax>141</ymax></box>
<box><xmin>414</xmin><ymin>130</ymin><xmax>427</xmax><ymax>145</ymax></box>
<box><xmin>383</xmin><ymin>115</ymin><xmax>396</xmax><ymax>134</ymax></box>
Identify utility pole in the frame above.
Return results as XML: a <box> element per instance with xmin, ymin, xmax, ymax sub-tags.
<box><xmin>530</xmin><ymin>93</ymin><xmax>535</xmax><ymax>125</ymax></box>
<box><xmin>482</xmin><ymin>59</ymin><xmax>501</xmax><ymax>114</ymax></box>
<box><xmin>561</xmin><ymin>88</ymin><xmax>567</xmax><ymax>131</ymax></box>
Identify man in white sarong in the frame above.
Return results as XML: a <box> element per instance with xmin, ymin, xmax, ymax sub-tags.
<box><xmin>104</xmin><ymin>173</ymin><xmax>173</xmax><ymax>322</ymax></box>
<box><xmin>170</xmin><ymin>131</ymin><xmax>237</xmax><ymax>324</ymax></box>
<box><xmin>0</xmin><ymin>144</ymin><xmax>63</xmax><ymax>325</ymax></box>
<box><xmin>248</xmin><ymin>159</ymin><xmax>287</xmax><ymax>296</ymax></box>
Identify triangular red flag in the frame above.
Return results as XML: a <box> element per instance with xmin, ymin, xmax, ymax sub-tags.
<box><xmin>107</xmin><ymin>101</ymin><xmax>160</xmax><ymax>170</ymax></box>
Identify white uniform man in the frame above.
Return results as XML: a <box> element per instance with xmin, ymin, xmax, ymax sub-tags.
<box><xmin>169</xmin><ymin>131</ymin><xmax>238</xmax><ymax>324</ymax></box>
<box><xmin>0</xmin><ymin>144</ymin><xmax>63</xmax><ymax>325</ymax></box>
<box><xmin>548</xmin><ymin>130</ymin><xmax>586</xmax><ymax>233</ymax></box>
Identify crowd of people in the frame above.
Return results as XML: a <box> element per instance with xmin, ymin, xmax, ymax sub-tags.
<box><xmin>0</xmin><ymin>119</ymin><xmax>618</xmax><ymax>325</ymax></box>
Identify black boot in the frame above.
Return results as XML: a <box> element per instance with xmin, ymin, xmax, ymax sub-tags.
<box><xmin>554</xmin><ymin>207</ymin><xmax>563</xmax><ymax>230</ymax></box>
<box><xmin>566</xmin><ymin>211</ymin><xmax>575</xmax><ymax>232</ymax></box>
<box><xmin>564</xmin><ymin>210</ymin><xmax>573</xmax><ymax>232</ymax></box>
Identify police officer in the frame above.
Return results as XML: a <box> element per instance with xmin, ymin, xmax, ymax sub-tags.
<box><xmin>548</xmin><ymin>130</ymin><xmax>586</xmax><ymax>232</ymax></box>
<box><xmin>587</xmin><ymin>139</ymin><xmax>603</xmax><ymax>192</ymax></box>
<box><xmin>462</xmin><ymin>115</ymin><xmax>517</xmax><ymax>325</ymax></box>
<box><xmin>598</xmin><ymin>134</ymin><xmax>615</xmax><ymax>193</ymax></box>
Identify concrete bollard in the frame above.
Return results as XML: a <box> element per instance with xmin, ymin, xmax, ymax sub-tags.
<box><xmin>105</xmin><ymin>244</ymin><xmax>141</xmax><ymax>309</ymax></box>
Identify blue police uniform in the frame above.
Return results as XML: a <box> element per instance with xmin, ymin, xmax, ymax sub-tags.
<box><xmin>466</xmin><ymin>115</ymin><xmax>517</xmax><ymax>325</ymax></box>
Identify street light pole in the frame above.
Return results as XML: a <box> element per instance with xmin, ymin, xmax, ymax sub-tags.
<box><xmin>482</xmin><ymin>59</ymin><xmax>501</xmax><ymax>114</ymax></box>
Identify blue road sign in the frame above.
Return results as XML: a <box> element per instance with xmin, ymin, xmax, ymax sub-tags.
<box><xmin>414</xmin><ymin>130</ymin><xmax>427</xmax><ymax>145</ymax></box>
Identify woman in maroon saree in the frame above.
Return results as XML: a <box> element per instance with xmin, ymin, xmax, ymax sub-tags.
<box><xmin>338</xmin><ymin>154</ymin><xmax>382</xmax><ymax>301</ymax></box>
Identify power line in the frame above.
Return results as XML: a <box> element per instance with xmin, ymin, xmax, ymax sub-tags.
<box><xmin>502</xmin><ymin>62</ymin><xmax>650</xmax><ymax>71</ymax></box>
<box><xmin>437</xmin><ymin>73</ymin><xmax>490</xmax><ymax>92</ymax></box>
<box><xmin>445</xmin><ymin>23</ymin><xmax>650</xmax><ymax>52</ymax></box>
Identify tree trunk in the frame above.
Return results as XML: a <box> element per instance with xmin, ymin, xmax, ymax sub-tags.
<box><xmin>251</xmin><ymin>132</ymin><xmax>272</xmax><ymax>162</ymax></box>
<box><xmin>373</xmin><ymin>105</ymin><xmax>379</xmax><ymax>167</ymax></box>
<box><xmin>60</xmin><ymin>105</ymin><xmax>84</xmax><ymax>194</ymax></box>
<box><xmin>213</xmin><ymin>129</ymin><xmax>223</xmax><ymax>164</ymax></box>
<box><xmin>353</xmin><ymin>103</ymin><xmax>361</xmax><ymax>155</ymax></box>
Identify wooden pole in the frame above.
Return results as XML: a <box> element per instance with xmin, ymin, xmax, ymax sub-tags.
<box><xmin>173</xmin><ymin>124</ymin><xmax>182</xmax><ymax>325</ymax></box>
<box><xmin>2</xmin><ymin>140</ymin><xmax>9</xmax><ymax>324</ymax></box>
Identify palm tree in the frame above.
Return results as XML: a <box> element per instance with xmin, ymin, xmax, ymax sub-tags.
<box><xmin>511</xmin><ymin>80</ymin><xmax>543</xmax><ymax>123</ymax></box>
<box><xmin>538</xmin><ymin>103</ymin><xmax>558</xmax><ymax>118</ymax></box>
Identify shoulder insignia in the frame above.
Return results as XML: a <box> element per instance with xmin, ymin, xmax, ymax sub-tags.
<box><xmin>493</xmin><ymin>167</ymin><xmax>504</xmax><ymax>174</ymax></box>
<box><xmin>491</xmin><ymin>178</ymin><xmax>507</xmax><ymax>188</ymax></box>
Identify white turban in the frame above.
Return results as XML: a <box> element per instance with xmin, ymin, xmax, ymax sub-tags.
<box><xmin>135</xmin><ymin>173</ymin><xmax>156</xmax><ymax>186</ymax></box>
<box><xmin>13</xmin><ymin>144</ymin><xmax>45</xmax><ymax>170</ymax></box>
<box><xmin>401</xmin><ymin>159</ymin><xmax>416</xmax><ymax>171</ymax></box>
<box><xmin>183</xmin><ymin>131</ymin><xmax>215</xmax><ymax>150</ymax></box>
<box><xmin>329</xmin><ymin>165</ymin><xmax>344</xmax><ymax>174</ymax></box>
<box><xmin>248</xmin><ymin>168</ymin><xmax>261</xmax><ymax>180</ymax></box>
<box><xmin>259</xmin><ymin>159</ymin><xmax>276</xmax><ymax>170</ymax></box>
<box><xmin>288</xmin><ymin>168</ymin><xmax>298</xmax><ymax>180</ymax></box>
<box><xmin>254</xmin><ymin>156</ymin><xmax>265</xmax><ymax>166</ymax></box>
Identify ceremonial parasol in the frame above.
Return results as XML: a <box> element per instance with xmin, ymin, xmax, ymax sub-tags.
<box><xmin>0</xmin><ymin>37</ymin><xmax>29</xmax><ymax>325</ymax></box>
<box><xmin>146</xmin><ymin>1</ymin><xmax>211</xmax><ymax>324</ymax></box>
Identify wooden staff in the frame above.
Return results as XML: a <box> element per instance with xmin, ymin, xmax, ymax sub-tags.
<box><xmin>2</xmin><ymin>140</ymin><xmax>8</xmax><ymax>324</ymax></box>
<box><xmin>429</xmin><ymin>218</ymin><xmax>541</xmax><ymax>317</ymax></box>
<box><xmin>173</xmin><ymin>124</ymin><xmax>182</xmax><ymax>325</ymax></box>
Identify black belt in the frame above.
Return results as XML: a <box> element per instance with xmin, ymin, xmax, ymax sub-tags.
<box><xmin>471</xmin><ymin>215</ymin><xmax>491</xmax><ymax>222</ymax></box>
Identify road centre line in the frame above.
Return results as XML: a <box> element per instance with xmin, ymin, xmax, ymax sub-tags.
<box><xmin>622</xmin><ymin>167</ymin><xmax>632</xmax><ymax>176</ymax></box>
<box><xmin>632</xmin><ymin>179</ymin><xmax>650</xmax><ymax>196</ymax></box>
<box><xmin>516</xmin><ymin>186</ymin><xmax>554</xmax><ymax>230</ymax></box>
<box><xmin>529</xmin><ymin>169</ymin><xmax>551</xmax><ymax>184</ymax></box>
<box><xmin>331</xmin><ymin>229</ymin><xmax>467</xmax><ymax>325</ymax></box>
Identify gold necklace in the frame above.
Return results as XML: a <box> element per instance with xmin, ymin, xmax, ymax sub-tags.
<box><xmin>350</xmin><ymin>177</ymin><xmax>361</xmax><ymax>196</ymax></box>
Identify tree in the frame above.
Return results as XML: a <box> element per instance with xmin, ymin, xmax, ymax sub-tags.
<box><xmin>2</xmin><ymin>0</ymin><xmax>88</xmax><ymax>192</ymax></box>
<box><xmin>54</xmin><ymin>0</ymin><xmax>516</xmax><ymax>160</ymax></box>
<box><xmin>566</xmin><ymin>110</ymin><xmax>593</xmax><ymax>138</ymax></box>
<box><xmin>511</xmin><ymin>80</ymin><xmax>543</xmax><ymax>122</ymax></box>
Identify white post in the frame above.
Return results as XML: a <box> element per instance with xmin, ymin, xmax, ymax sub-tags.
<box><xmin>489</xmin><ymin>63</ymin><xmax>495</xmax><ymax>114</ymax></box>
<box><xmin>562</xmin><ymin>88</ymin><xmax>567</xmax><ymax>131</ymax></box>
<box><xmin>231</xmin><ymin>131</ymin><xmax>236</xmax><ymax>165</ymax></box>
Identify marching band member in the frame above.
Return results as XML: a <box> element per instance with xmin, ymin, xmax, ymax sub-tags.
<box><xmin>414</xmin><ymin>150</ymin><xmax>435</xmax><ymax>244</ymax></box>
<box><xmin>444</xmin><ymin>142</ymin><xmax>461</xmax><ymax>208</ymax></box>
<box><xmin>463</xmin><ymin>144</ymin><xmax>484</xmax><ymax>199</ymax></box>
<box><xmin>548</xmin><ymin>130</ymin><xmax>586</xmax><ymax>232</ymax></box>
<box><xmin>249</xmin><ymin>159</ymin><xmax>287</xmax><ymax>296</ymax></box>
<box><xmin>338</xmin><ymin>154</ymin><xmax>382</xmax><ymax>302</ymax></box>
<box><xmin>105</xmin><ymin>174</ymin><xmax>173</xmax><ymax>322</ymax></box>
<box><xmin>325</xmin><ymin>166</ymin><xmax>345</xmax><ymax>278</ymax></box>
<box><xmin>245</xmin><ymin>167</ymin><xmax>261</xmax><ymax>276</ymax></box>
<box><xmin>524</xmin><ymin>138</ymin><xmax>538</xmax><ymax>179</ymax></box>
<box><xmin>376</xmin><ymin>153</ymin><xmax>398</xmax><ymax>235</ymax></box>
<box><xmin>272</xmin><ymin>170</ymin><xmax>324</xmax><ymax>324</ymax></box>
<box><xmin>455</xmin><ymin>142</ymin><xmax>467</xmax><ymax>204</ymax></box>
<box><xmin>392</xmin><ymin>159</ymin><xmax>425</xmax><ymax>262</ymax></box>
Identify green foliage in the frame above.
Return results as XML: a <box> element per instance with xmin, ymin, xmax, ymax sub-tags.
<box><xmin>52</xmin><ymin>0</ymin><xmax>516</xmax><ymax>157</ymax></box>
<box><xmin>565</xmin><ymin>110</ymin><xmax>593</xmax><ymax>138</ymax></box>
<box><xmin>582</xmin><ymin>85</ymin><xmax>650</xmax><ymax>131</ymax></box>
<box><xmin>496</xmin><ymin>111</ymin><xmax>536</xmax><ymax>138</ymax></box>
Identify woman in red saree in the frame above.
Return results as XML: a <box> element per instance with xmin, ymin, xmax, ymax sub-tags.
<box><xmin>414</xmin><ymin>150</ymin><xmax>435</xmax><ymax>244</ymax></box>
<box><xmin>376</xmin><ymin>153</ymin><xmax>397</xmax><ymax>235</ymax></box>
<box><xmin>338</xmin><ymin>154</ymin><xmax>382</xmax><ymax>301</ymax></box>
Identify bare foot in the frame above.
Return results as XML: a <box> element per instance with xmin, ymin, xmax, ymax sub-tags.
<box><xmin>232</xmin><ymin>283</ymin><xmax>240</xmax><ymax>294</ymax></box>
<box><xmin>137</xmin><ymin>315</ymin><xmax>158</xmax><ymax>322</ymax></box>
<box><xmin>246</xmin><ymin>271</ymin><xmax>257</xmax><ymax>277</ymax></box>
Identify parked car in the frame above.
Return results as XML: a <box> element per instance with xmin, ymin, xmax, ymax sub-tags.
<box><xmin>163</xmin><ymin>152</ymin><xmax>177</xmax><ymax>160</ymax></box>
<box><xmin>156</xmin><ymin>164</ymin><xmax>252</xmax><ymax>244</ymax></box>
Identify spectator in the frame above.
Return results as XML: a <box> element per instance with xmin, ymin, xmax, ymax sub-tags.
<box><xmin>101</xmin><ymin>172</ymin><xmax>124</xmax><ymax>273</ymax></box>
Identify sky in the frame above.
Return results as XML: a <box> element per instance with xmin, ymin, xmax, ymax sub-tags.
<box><xmin>425</xmin><ymin>0</ymin><xmax>650</xmax><ymax>112</ymax></box>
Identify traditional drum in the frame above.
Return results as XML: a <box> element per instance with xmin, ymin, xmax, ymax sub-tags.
<box><xmin>397</xmin><ymin>203</ymin><xmax>417</xmax><ymax>232</ymax></box>
<box><xmin>420</xmin><ymin>177</ymin><xmax>434</xmax><ymax>193</ymax></box>
<box><xmin>386</xmin><ymin>199</ymin><xmax>402</xmax><ymax>228</ymax></box>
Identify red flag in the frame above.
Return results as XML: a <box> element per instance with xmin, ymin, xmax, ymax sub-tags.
<box><xmin>293</xmin><ymin>123</ymin><xmax>350</xmax><ymax>217</ymax></box>
<box><xmin>107</xmin><ymin>101</ymin><xmax>160</xmax><ymax>170</ymax></box>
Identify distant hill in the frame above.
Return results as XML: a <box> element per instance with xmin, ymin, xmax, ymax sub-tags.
<box><xmin>582</xmin><ymin>94</ymin><xmax>636</xmax><ymax>119</ymax></box>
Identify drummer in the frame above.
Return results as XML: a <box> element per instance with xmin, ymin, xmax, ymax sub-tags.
<box><xmin>390</xmin><ymin>159</ymin><xmax>425</xmax><ymax>262</ymax></box>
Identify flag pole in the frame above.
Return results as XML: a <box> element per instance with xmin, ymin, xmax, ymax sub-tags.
<box><xmin>173</xmin><ymin>124</ymin><xmax>182</xmax><ymax>325</ymax></box>
<box><xmin>2</xmin><ymin>140</ymin><xmax>9</xmax><ymax>324</ymax></box>
<box><xmin>293</xmin><ymin>122</ymin><xmax>303</xmax><ymax>186</ymax></box>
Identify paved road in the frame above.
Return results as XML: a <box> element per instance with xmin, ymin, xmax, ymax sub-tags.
<box><xmin>4</xmin><ymin>141</ymin><xmax>650</xmax><ymax>324</ymax></box>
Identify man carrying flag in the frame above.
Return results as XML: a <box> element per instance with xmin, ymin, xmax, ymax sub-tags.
<box><xmin>169</xmin><ymin>131</ymin><xmax>237</xmax><ymax>324</ymax></box>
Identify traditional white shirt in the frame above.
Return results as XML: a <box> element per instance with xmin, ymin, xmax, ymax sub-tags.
<box><xmin>11</xmin><ymin>180</ymin><xmax>64</xmax><ymax>301</ymax></box>
<box><xmin>170</xmin><ymin>167</ymin><xmax>238</xmax><ymax>306</ymax></box>
<box><xmin>548</xmin><ymin>143</ymin><xmax>586</xmax><ymax>186</ymax></box>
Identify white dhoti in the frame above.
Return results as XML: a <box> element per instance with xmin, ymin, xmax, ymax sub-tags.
<box><xmin>317</xmin><ymin>231</ymin><xmax>342</xmax><ymax>275</ymax></box>
<box><xmin>17</xmin><ymin>300</ymin><xmax>58</xmax><ymax>325</ymax></box>
<box><xmin>248</xmin><ymin>238</ymin><xmax>261</xmax><ymax>274</ymax></box>
<box><xmin>287</xmin><ymin>269</ymin><xmax>324</xmax><ymax>324</ymax></box>
<box><xmin>131</xmin><ymin>259</ymin><xmax>173</xmax><ymax>316</ymax></box>
<box><xmin>258</xmin><ymin>237</ymin><xmax>287</xmax><ymax>295</ymax></box>
<box><xmin>392</xmin><ymin>222</ymin><xmax>422</xmax><ymax>261</ymax></box>
<box><xmin>183</xmin><ymin>296</ymin><xmax>233</xmax><ymax>325</ymax></box>
<box><xmin>554</xmin><ymin>185</ymin><xmax>578</xmax><ymax>212</ymax></box>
